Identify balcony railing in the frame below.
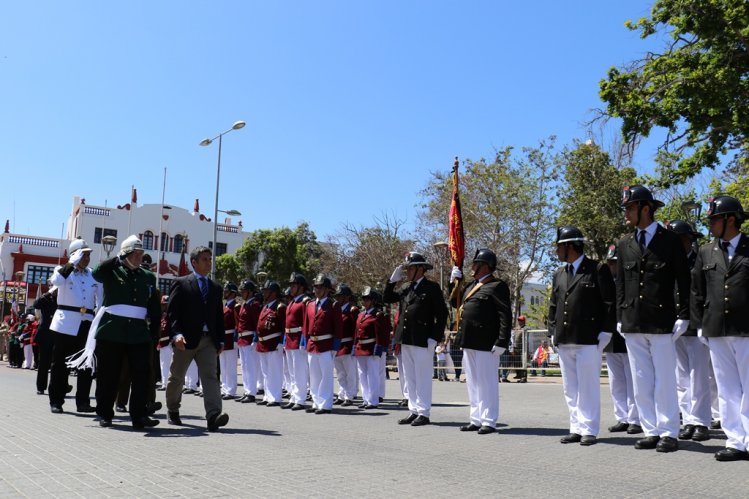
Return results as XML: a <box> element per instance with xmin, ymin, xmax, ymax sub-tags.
<box><xmin>7</xmin><ymin>235</ymin><xmax>60</xmax><ymax>248</ymax></box>
<box><xmin>83</xmin><ymin>206</ymin><xmax>110</xmax><ymax>216</ymax></box>
<box><xmin>217</xmin><ymin>224</ymin><xmax>238</xmax><ymax>233</ymax></box>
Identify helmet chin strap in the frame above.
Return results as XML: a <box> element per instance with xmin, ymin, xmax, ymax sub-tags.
<box><xmin>719</xmin><ymin>214</ymin><xmax>728</xmax><ymax>240</ymax></box>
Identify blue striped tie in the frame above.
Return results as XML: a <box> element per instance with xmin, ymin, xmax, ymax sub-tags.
<box><xmin>199</xmin><ymin>277</ymin><xmax>209</xmax><ymax>303</ymax></box>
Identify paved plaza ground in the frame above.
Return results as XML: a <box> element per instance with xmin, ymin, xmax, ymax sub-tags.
<box><xmin>0</xmin><ymin>362</ymin><xmax>747</xmax><ymax>498</ymax></box>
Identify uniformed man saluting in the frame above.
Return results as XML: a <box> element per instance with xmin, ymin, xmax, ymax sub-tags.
<box><xmin>450</xmin><ymin>249</ymin><xmax>511</xmax><ymax>435</ymax></box>
<box><xmin>691</xmin><ymin>196</ymin><xmax>749</xmax><ymax>461</ymax></box>
<box><xmin>384</xmin><ymin>252</ymin><xmax>448</xmax><ymax>427</ymax></box>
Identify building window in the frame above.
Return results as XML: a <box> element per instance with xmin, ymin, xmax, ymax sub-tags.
<box><xmin>215</xmin><ymin>242</ymin><xmax>227</xmax><ymax>257</ymax></box>
<box><xmin>142</xmin><ymin>231</ymin><xmax>154</xmax><ymax>250</ymax></box>
<box><xmin>173</xmin><ymin>234</ymin><xmax>184</xmax><ymax>254</ymax></box>
<box><xmin>27</xmin><ymin>265</ymin><xmax>54</xmax><ymax>285</ymax></box>
<box><xmin>93</xmin><ymin>227</ymin><xmax>117</xmax><ymax>244</ymax></box>
<box><xmin>160</xmin><ymin>232</ymin><xmax>170</xmax><ymax>252</ymax></box>
<box><xmin>158</xmin><ymin>277</ymin><xmax>173</xmax><ymax>296</ymax></box>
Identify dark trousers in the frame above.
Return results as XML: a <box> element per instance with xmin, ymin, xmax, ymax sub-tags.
<box><xmin>95</xmin><ymin>339</ymin><xmax>150</xmax><ymax>421</ymax></box>
<box><xmin>116</xmin><ymin>346</ymin><xmax>158</xmax><ymax>407</ymax></box>
<box><xmin>48</xmin><ymin>324</ymin><xmax>93</xmax><ymax>407</ymax></box>
<box><xmin>35</xmin><ymin>340</ymin><xmax>54</xmax><ymax>392</ymax></box>
<box><xmin>9</xmin><ymin>342</ymin><xmax>22</xmax><ymax>367</ymax></box>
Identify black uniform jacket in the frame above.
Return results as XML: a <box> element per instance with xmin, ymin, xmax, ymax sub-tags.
<box><xmin>384</xmin><ymin>278</ymin><xmax>448</xmax><ymax>347</ymax></box>
<box><xmin>168</xmin><ymin>274</ymin><xmax>224</xmax><ymax>350</ymax></box>
<box><xmin>549</xmin><ymin>257</ymin><xmax>616</xmax><ymax>345</ymax></box>
<box><xmin>616</xmin><ymin>225</ymin><xmax>690</xmax><ymax>334</ymax></box>
<box><xmin>450</xmin><ymin>277</ymin><xmax>511</xmax><ymax>351</ymax></box>
<box><xmin>691</xmin><ymin>233</ymin><xmax>749</xmax><ymax>338</ymax></box>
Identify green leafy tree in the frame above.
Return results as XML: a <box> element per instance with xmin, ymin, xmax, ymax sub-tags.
<box><xmin>214</xmin><ymin>253</ymin><xmax>243</xmax><ymax>285</ymax></box>
<box><xmin>556</xmin><ymin>140</ymin><xmax>638</xmax><ymax>258</ymax></box>
<box><xmin>599</xmin><ymin>0</ymin><xmax>749</xmax><ymax>186</ymax></box>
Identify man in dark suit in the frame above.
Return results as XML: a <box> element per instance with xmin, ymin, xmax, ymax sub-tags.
<box><xmin>548</xmin><ymin>227</ymin><xmax>616</xmax><ymax>446</ymax></box>
<box><xmin>691</xmin><ymin>196</ymin><xmax>749</xmax><ymax>461</ymax></box>
<box><xmin>165</xmin><ymin>246</ymin><xmax>229</xmax><ymax>432</ymax></box>
<box><xmin>450</xmin><ymin>249</ymin><xmax>511</xmax><ymax>435</ymax></box>
<box><xmin>384</xmin><ymin>252</ymin><xmax>448</xmax><ymax>426</ymax></box>
<box><xmin>616</xmin><ymin>185</ymin><xmax>690</xmax><ymax>453</ymax></box>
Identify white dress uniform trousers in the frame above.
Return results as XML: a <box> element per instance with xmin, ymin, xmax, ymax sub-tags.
<box><xmin>401</xmin><ymin>340</ymin><xmax>437</xmax><ymax>417</ymax></box>
<box><xmin>558</xmin><ymin>344</ymin><xmax>601</xmax><ymax>436</ymax></box>
<box><xmin>308</xmin><ymin>351</ymin><xmax>335</xmax><ymax>410</ymax></box>
<box><xmin>335</xmin><ymin>354</ymin><xmax>358</xmax><ymax>402</ymax></box>
<box><xmin>283</xmin><ymin>350</ymin><xmax>292</xmax><ymax>393</ymax></box>
<box><xmin>463</xmin><ymin>348</ymin><xmax>500</xmax><ymax>427</ymax></box>
<box><xmin>238</xmin><ymin>342</ymin><xmax>259</xmax><ymax>396</ymax></box>
<box><xmin>396</xmin><ymin>352</ymin><xmax>408</xmax><ymax>400</ymax></box>
<box><xmin>23</xmin><ymin>344</ymin><xmax>34</xmax><ymax>369</ymax></box>
<box><xmin>357</xmin><ymin>355</ymin><xmax>382</xmax><ymax>406</ymax></box>
<box><xmin>286</xmin><ymin>348</ymin><xmax>309</xmax><ymax>405</ymax></box>
<box><xmin>606</xmin><ymin>352</ymin><xmax>639</xmax><ymax>425</ymax></box>
<box><xmin>258</xmin><ymin>347</ymin><xmax>284</xmax><ymax>403</ymax></box>
<box><xmin>675</xmin><ymin>336</ymin><xmax>711</xmax><ymax>426</ymax></box>
<box><xmin>377</xmin><ymin>353</ymin><xmax>387</xmax><ymax>399</ymax></box>
<box><xmin>709</xmin><ymin>357</ymin><xmax>720</xmax><ymax>422</ymax></box>
<box><xmin>219</xmin><ymin>341</ymin><xmax>238</xmax><ymax>396</ymax></box>
<box><xmin>159</xmin><ymin>344</ymin><xmax>173</xmax><ymax>386</ymax></box>
<box><xmin>709</xmin><ymin>336</ymin><xmax>749</xmax><ymax>452</ymax></box>
<box><xmin>625</xmin><ymin>333</ymin><xmax>680</xmax><ymax>437</ymax></box>
<box><xmin>185</xmin><ymin>360</ymin><xmax>199</xmax><ymax>391</ymax></box>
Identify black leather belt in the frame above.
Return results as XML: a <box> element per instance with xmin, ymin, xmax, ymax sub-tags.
<box><xmin>58</xmin><ymin>305</ymin><xmax>95</xmax><ymax>315</ymax></box>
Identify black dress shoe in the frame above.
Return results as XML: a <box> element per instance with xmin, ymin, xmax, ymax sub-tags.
<box><xmin>50</xmin><ymin>404</ymin><xmax>63</xmax><ymax>414</ymax></box>
<box><xmin>66</xmin><ymin>385</ymin><xmax>73</xmax><ymax>393</ymax></box>
<box><xmin>315</xmin><ymin>409</ymin><xmax>331</xmax><ymax>414</ymax></box>
<box><xmin>257</xmin><ymin>389</ymin><xmax>265</xmax><ymax>395</ymax></box>
<box><xmin>115</xmin><ymin>404</ymin><xmax>127</xmax><ymax>413</ymax></box>
<box><xmin>358</xmin><ymin>403</ymin><xmax>368</xmax><ymax>409</ymax></box>
<box><xmin>147</xmin><ymin>401</ymin><xmax>162</xmax><ymax>415</ymax></box>
<box><xmin>656</xmin><ymin>436</ymin><xmax>678</xmax><ymax>453</ymax></box>
<box><xmin>167</xmin><ymin>411</ymin><xmax>183</xmax><ymax>425</ymax></box>
<box><xmin>99</xmin><ymin>418</ymin><xmax>112</xmax><ymax>427</ymax></box>
<box><xmin>242</xmin><ymin>395</ymin><xmax>256</xmax><ymax>404</ymax></box>
<box><xmin>333</xmin><ymin>398</ymin><xmax>344</xmax><ymax>406</ymax></box>
<box><xmin>305</xmin><ymin>407</ymin><xmax>317</xmax><ymax>413</ymax></box>
<box><xmin>207</xmin><ymin>412</ymin><xmax>229</xmax><ymax>432</ymax></box>
<box><xmin>478</xmin><ymin>425</ymin><xmax>496</xmax><ymax>435</ymax></box>
<box><xmin>560</xmin><ymin>433</ymin><xmax>582</xmax><ymax>444</ymax></box>
<box><xmin>36</xmin><ymin>390</ymin><xmax>44</xmax><ymax>395</ymax></box>
<box><xmin>222</xmin><ymin>394</ymin><xmax>239</xmax><ymax>400</ymax></box>
<box><xmin>398</xmin><ymin>413</ymin><xmax>418</xmax><ymax>425</ymax></box>
<box><xmin>282</xmin><ymin>402</ymin><xmax>295</xmax><ymax>409</ymax></box>
<box><xmin>235</xmin><ymin>394</ymin><xmax>247</xmax><ymax>402</ymax></box>
<box><xmin>379</xmin><ymin>397</ymin><xmax>384</xmax><ymax>403</ymax></box>
<box><xmin>710</xmin><ymin>420</ymin><xmax>722</xmax><ymax>430</ymax></box>
<box><xmin>266</xmin><ymin>402</ymin><xmax>280</xmax><ymax>407</ymax></box>
<box><xmin>256</xmin><ymin>400</ymin><xmax>268</xmax><ymax>406</ymax></box>
<box><xmin>132</xmin><ymin>417</ymin><xmax>160</xmax><ymax>429</ymax></box>
<box><xmin>182</xmin><ymin>388</ymin><xmax>196</xmax><ymax>394</ymax></box>
<box><xmin>341</xmin><ymin>400</ymin><xmax>353</xmax><ymax>407</ymax></box>
<box><xmin>692</xmin><ymin>425</ymin><xmax>710</xmax><ymax>441</ymax></box>
<box><xmin>580</xmin><ymin>435</ymin><xmax>597</xmax><ymax>446</ymax></box>
<box><xmin>306</xmin><ymin>394</ymin><xmax>313</xmax><ymax>402</ymax></box>
<box><xmin>715</xmin><ymin>447</ymin><xmax>749</xmax><ymax>461</ymax></box>
<box><xmin>460</xmin><ymin>423</ymin><xmax>481</xmax><ymax>432</ymax></box>
<box><xmin>398</xmin><ymin>399</ymin><xmax>408</xmax><ymax>407</ymax></box>
<box><xmin>77</xmin><ymin>405</ymin><xmax>97</xmax><ymax>413</ymax></box>
<box><xmin>411</xmin><ymin>415</ymin><xmax>430</xmax><ymax>426</ymax></box>
<box><xmin>608</xmin><ymin>421</ymin><xmax>629</xmax><ymax>432</ymax></box>
<box><xmin>635</xmin><ymin>436</ymin><xmax>660</xmax><ymax>449</ymax></box>
<box><xmin>626</xmin><ymin>424</ymin><xmax>643</xmax><ymax>434</ymax></box>
<box><xmin>678</xmin><ymin>424</ymin><xmax>695</xmax><ymax>440</ymax></box>
<box><xmin>291</xmin><ymin>404</ymin><xmax>306</xmax><ymax>411</ymax></box>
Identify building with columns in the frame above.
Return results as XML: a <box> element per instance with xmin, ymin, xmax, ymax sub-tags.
<box><xmin>0</xmin><ymin>195</ymin><xmax>249</xmax><ymax>314</ymax></box>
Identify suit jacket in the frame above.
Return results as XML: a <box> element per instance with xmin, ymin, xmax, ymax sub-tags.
<box><xmin>616</xmin><ymin>225</ymin><xmax>690</xmax><ymax>334</ymax></box>
<box><xmin>549</xmin><ymin>257</ymin><xmax>616</xmax><ymax>345</ymax></box>
<box><xmin>691</xmin><ymin>233</ymin><xmax>749</xmax><ymax>337</ymax></box>
<box><xmin>451</xmin><ymin>276</ymin><xmax>511</xmax><ymax>351</ymax></box>
<box><xmin>168</xmin><ymin>273</ymin><xmax>224</xmax><ymax>350</ymax></box>
<box><xmin>354</xmin><ymin>308</ymin><xmax>391</xmax><ymax>356</ymax></box>
<box><xmin>303</xmin><ymin>298</ymin><xmax>343</xmax><ymax>354</ymax></box>
<box><xmin>384</xmin><ymin>278</ymin><xmax>448</xmax><ymax>347</ymax></box>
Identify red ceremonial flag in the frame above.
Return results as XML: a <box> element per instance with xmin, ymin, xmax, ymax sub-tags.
<box><xmin>448</xmin><ymin>157</ymin><xmax>465</xmax><ymax>268</ymax></box>
<box><xmin>131</xmin><ymin>186</ymin><xmax>138</xmax><ymax>204</ymax></box>
<box><xmin>178</xmin><ymin>247</ymin><xmax>189</xmax><ymax>276</ymax></box>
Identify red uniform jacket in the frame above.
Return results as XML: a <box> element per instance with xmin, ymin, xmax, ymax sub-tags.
<box><xmin>236</xmin><ymin>298</ymin><xmax>261</xmax><ymax>347</ymax></box>
<box><xmin>222</xmin><ymin>299</ymin><xmax>237</xmax><ymax>350</ymax></box>
<box><xmin>157</xmin><ymin>312</ymin><xmax>170</xmax><ymax>349</ymax></box>
<box><xmin>27</xmin><ymin>321</ymin><xmax>38</xmax><ymax>346</ymax></box>
<box><xmin>256</xmin><ymin>300</ymin><xmax>285</xmax><ymax>353</ymax></box>
<box><xmin>337</xmin><ymin>303</ymin><xmax>359</xmax><ymax>356</ymax></box>
<box><xmin>284</xmin><ymin>295</ymin><xmax>307</xmax><ymax>350</ymax></box>
<box><xmin>303</xmin><ymin>297</ymin><xmax>343</xmax><ymax>354</ymax></box>
<box><xmin>354</xmin><ymin>308</ymin><xmax>391</xmax><ymax>356</ymax></box>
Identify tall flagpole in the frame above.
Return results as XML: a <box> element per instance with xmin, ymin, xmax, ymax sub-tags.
<box><xmin>156</xmin><ymin>168</ymin><xmax>167</xmax><ymax>291</ymax></box>
<box><xmin>448</xmin><ymin>156</ymin><xmax>466</xmax><ymax>329</ymax></box>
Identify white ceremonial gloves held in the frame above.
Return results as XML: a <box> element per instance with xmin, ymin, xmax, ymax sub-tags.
<box><xmin>68</xmin><ymin>249</ymin><xmax>85</xmax><ymax>266</ymax></box>
<box><xmin>597</xmin><ymin>332</ymin><xmax>613</xmax><ymax>354</ymax></box>
<box><xmin>389</xmin><ymin>265</ymin><xmax>403</xmax><ymax>283</ymax></box>
<box><xmin>491</xmin><ymin>345</ymin><xmax>506</xmax><ymax>357</ymax></box>
<box><xmin>697</xmin><ymin>328</ymin><xmax>709</xmax><ymax>347</ymax></box>
<box><xmin>450</xmin><ymin>266</ymin><xmax>462</xmax><ymax>282</ymax></box>
<box><xmin>672</xmin><ymin>319</ymin><xmax>689</xmax><ymax>342</ymax></box>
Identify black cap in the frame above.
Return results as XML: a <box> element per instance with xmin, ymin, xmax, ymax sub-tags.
<box><xmin>707</xmin><ymin>196</ymin><xmax>747</xmax><ymax>220</ymax></box>
<box><xmin>312</xmin><ymin>273</ymin><xmax>333</xmax><ymax>289</ymax></box>
<box><xmin>472</xmin><ymin>248</ymin><xmax>497</xmax><ymax>271</ymax></box>
<box><xmin>262</xmin><ymin>280</ymin><xmax>281</xmax><ymax>294</ymax></box>
<box><xmin>361</xmin><ymin>286</ymin><xmax>382</xmax><ymax>303</ymax></box>
<box><xmin>239</xmin><ymin>280</ymin><xmax>257</xmax><ymax>293</ymax></box>
<box><xmin>335</xmin><ymin>283</ymin><xmax>353</xmax><ymax>296</ymax></box>
<box><xmin>403</xmin><ymin>251</ymin><xmax>433</xmax><ymax>270</ymax></box>
<box><xmin>224</xmin><ymin>282</ymin><xmax>239</xmax><ymax>293</ymax></box>
<box><xmin>621</xmin><ymin>185</ymin><xmax>665</xmax><ymax>208</ymax></box>
<box><xmin>666</xmin><ymin>220</ymin><xmax>703</xmax><ymax>239</ymax></box>
<box><xmin>556</xmin><ymin>226</ymin><xmax>586</xmax><ymax>244</ymax></box>
<box><xmin>288</xmin><ymin>272</ymin><xmax>308</xmax><ymax>287</ymax></box>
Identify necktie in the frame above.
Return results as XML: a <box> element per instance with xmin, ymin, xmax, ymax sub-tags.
<box><xmin>199</xmin><ymin>277</ymin><xmax>209</xmax><ymax>303</ymax></box>
<box><xmin>316</xmin><ymin>300</ymin><xmax>321</xmax><ymax>312</ymax></box>
<box><xmin>566</xmin><ymin>264</ymin><xmax>574</xmax><ymax>276</ymax></box>
<box><xmin>720</xmin><ymin>240</ymin><xmax>731</xmax><ymax>264</ymax></box>
<box><xmin>638</xmin><ymin>230</ymin><xmax>647</xmax><ymax>252</ymax></box>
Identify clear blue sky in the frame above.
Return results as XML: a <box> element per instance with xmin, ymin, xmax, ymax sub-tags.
<box><xmin>1</xmin><ymin>1</ymin><xmax>661</xmax><ymax>241</ymax></box>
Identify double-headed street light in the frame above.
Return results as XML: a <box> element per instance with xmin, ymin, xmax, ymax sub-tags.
<box><xmin>199</xmin><ymin>120</ymin><xmax>246</xmax><ymax>277</ymax></box>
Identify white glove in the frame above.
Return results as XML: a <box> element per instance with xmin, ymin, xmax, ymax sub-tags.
<box><xmin>672</xmin><ymin>319</ymin><xmax>689</xmax><ymax>342</ymax></box>
<box><xmin>450</xmin><ymin>266</ymin><xmax>462</xmax><ymax>282</ymax></box>
<box><xmin>389</xmin><ymin>265</ymin><xmax>403</xmax><ymax>283</ymax></box>
<box><xmin>697</xmin><ymin>328</ymin><xmax>709</xmax><ymax>347</ymax></box>
<box><xmin>68</xmin><ymin>249</ymin><xmax>85</xmax><ymax>266</ymax></box>
<box><xmin>616</xmin><ymin>322</ymin><xmax>622</xmax><ymax>334</ymax></box>
<box><xmin>597</xmin><ymin>332</ymin><xmax>613</xmax><ymax>353</ymax></box>
<box><xmin>491</xmin><ymin>345</ymin><xmax>505</xmax><ymax>357</ymax></box>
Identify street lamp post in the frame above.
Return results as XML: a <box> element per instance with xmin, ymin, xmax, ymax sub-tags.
<box><xmin>433</xmin><ymin>241</ymin><xmax>449</xmax><ymax>295</ymax></box>
<box><xmin>199</xmin><ymin>120</ymin><xmax>246</xmax><ymax>277</ymax></box>
<box><xmin>102</xmin><ymin>235</ymin><xmax>117</xmax><ymax>259</ymax></box>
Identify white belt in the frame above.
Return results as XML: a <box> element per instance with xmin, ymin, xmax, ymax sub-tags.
<box><xmin>238</xmin><ymin>331</ymin><xmax>255</xmax><ymax>338</ymax></box>
<box><xmin>340</xmin><ymin>337</ymin><xmax>353</xmax><ymax>342</ymax></box>
<box><xmin>285</xmin><ymin>327</ymin><xmax>302</xmax><ymax>333</ymax></box>
<box><xmin>310</xmin><ymin>334</ymin><xmax>332</xmax><ymax>342</ymax></box>
<box><xmin>158</xmin><ymin>336</ymin><xmax>169</xmax><ymax>342</ymax></box>
<box><xmin>258</xmin><ymin>332</ymin><xmax>281</xmax><ymax>342</ymax></box>
<box><xmin>224</xmin><ymin>329</ymin><xmax>236</xmax><ymax>335</ymax></box>
<box><xmin>358</xmin><ymin>338</ymin><xmax>376</xmax><ymax>345</ymax></box>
